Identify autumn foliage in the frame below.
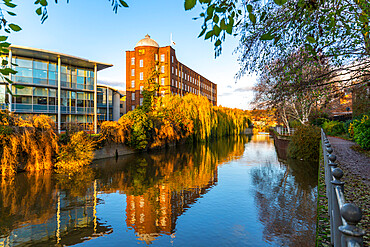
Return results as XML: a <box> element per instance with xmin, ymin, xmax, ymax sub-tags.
<box><xmin>0</xmin><ymin>111</ymin><xmax>59</xmax><ymax>176</ymax></box>
<box><xmin>102</xmin><ymin>94</ymin><xmax>251</xmax><ymax>150</ymax></box>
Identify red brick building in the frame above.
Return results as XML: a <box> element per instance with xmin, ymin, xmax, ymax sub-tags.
<box><xmin>125</xmin><ymin>35</ymin><xmax>217</xmax><ymax>111</ymax></box>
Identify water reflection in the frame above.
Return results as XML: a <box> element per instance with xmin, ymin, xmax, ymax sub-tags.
<box><xmin>0</xmin><ymin>135</ymin><xmax>249</xmax><ymax>246</ymax></box>
<box><xmin>251</xmin><ymin>154</ymin><xmax>318</xmax><ymax>246</ymax></box>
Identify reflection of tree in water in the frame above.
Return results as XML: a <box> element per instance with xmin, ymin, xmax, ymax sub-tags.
<box><xmin>251</xmin><ymin>159</ymin><xmax>318</xmax><ymax>246</ymax></box>
<box><xmin>94</xmin><ymin>135</ymin><xmax>250</xmax><ymax>244</ymax></box>
<box><xmin>0</xmin><ymin>169</ymin><xmax>113</xmax><ymax>246</ymax></box>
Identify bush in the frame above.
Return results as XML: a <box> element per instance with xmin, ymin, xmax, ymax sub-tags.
<box><xmin>351</xmin><ymin>115</ymin><xmax>370</xmax><ymax>150</ymax></box>
<box><xmin>55</xmin><ymin>131</ymin><xmax>95</xmax><ymax>175</ymax></box>
<box><xmin>0</xmin><ymin>112</ymin><xmax>59</xmax><ymax>176</ymax></box>
<box><xmin>311</xmin><ymin>117</ymin><xmax>328</xmax><ymax>127</ymax></box>
<box><xmin>322</xmin><ymin>121</ymin><xmax>345</xmax><ymax>136</ymax></box>
<box><xmin>288</xmin><ymin>124</ymin><xmax>321</xmax><ymax>161</ymax></box>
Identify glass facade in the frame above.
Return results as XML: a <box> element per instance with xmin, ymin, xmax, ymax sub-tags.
<box><xmin>0</xmin><ymin>56</ymin><xmax>96</xmax><ymax>128</ymax></box>
<box><xmin>97</xmin><ymin>86</ymin><xmax>114</xmax><ymax>121</ymax></box>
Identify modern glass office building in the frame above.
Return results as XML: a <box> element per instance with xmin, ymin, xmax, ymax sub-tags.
<box><xmin>97</xmin><ymin>84</ymin><xmax>124</xmax><ymax>122</ymax></box>
<box><xmin>0</xmin><ymin>45</ymin><xmax>121</xmax><ymax>133</ymax></box>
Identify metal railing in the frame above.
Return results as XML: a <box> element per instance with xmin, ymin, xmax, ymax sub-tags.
<box><xmin>321</xmin><ymin>129</ymin><xmax>365</xmax><ymax>246</ymax></box>
<box><xmin>274</xmin><ymin>126</ymin><xmax>296</xmax><ymax>136</ymax></box>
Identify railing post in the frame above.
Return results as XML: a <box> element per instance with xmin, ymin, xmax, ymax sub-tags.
<box><xmin>339</xmin><ymin>204</ymin><xmax>365</xmax><ymax>247</ymax></box>
<box><xmin>320</xmin><ymin>129</ymin><xmax>365</xmax><ymax>247</ymax></box>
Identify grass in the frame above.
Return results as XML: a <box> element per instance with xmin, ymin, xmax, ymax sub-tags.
<box><xmin>315</xmin><ymin>145</ymin><xmax>331</xmax><ymax>247</ymax></box>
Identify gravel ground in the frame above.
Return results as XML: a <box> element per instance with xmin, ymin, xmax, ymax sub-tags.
<box><xmin>328</xmin><ymin>136</ymin><xmax>369</xmax><ymax>245</ymax></box>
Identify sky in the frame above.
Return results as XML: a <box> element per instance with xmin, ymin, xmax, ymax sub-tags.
<box><xmin>8</xmin><ymin>0</ymin><xmax>257</xmax><ymax>110</ymax></box>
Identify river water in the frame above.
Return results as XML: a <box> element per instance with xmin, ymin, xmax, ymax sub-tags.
<box><xmin>0</xmin><ymin>134</ymin><xmax>318</xmax><ymax>246</ymax></box>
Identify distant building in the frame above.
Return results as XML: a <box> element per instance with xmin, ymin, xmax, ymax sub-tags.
<box><xmin>0</xmin><ymin>45</ymin><xmax>122</xmax><ymax>133</ymax></box>
<box><xmin>125</xmin><ymin>35</ymin><xmax>217</xmax><ymax>112</ymax></box>
<box><xmin>97</xmin><ymin>84</ymin><xmax>124</xmax><ymax>122</ymax></box>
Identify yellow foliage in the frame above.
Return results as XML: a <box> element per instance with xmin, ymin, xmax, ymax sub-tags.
<box><xmin>55</xmin><ymin>131</ymin><xmax>95</xmax><ymax>176</ymax></box>
<box><xmin>0</xmin><ymin>111</ymin><xmax>59</xmax><ymax>176</ymax></box>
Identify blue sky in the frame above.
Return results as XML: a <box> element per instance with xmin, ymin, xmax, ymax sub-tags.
<box><xmin>8</xmin><ymin>0</ymin><xmax>256</xmax><ymax>109</ymax></box>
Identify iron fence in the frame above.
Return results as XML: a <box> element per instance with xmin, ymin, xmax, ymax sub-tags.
<box><xmin>274</xmin><ymin>126</ymin><xmax>296</xmax><ymax>136</ymax></box>
<box><xmin>321</xmin><ymin>129</ymin><xmax>365</xmax><ymax>246</ymax></box>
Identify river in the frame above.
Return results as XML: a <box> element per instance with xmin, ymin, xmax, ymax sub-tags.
<box><xmin>0</xmin><ymin>134</ymin><xmax>318</xmax><ymax>246</ymax></box>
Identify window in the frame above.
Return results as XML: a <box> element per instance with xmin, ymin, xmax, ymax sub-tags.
<box><xmin>140</xmin><ymin>98</ymin><xmax>143</xmax><ymax>106</ymax></box>
<box><xmin>172</xmin><ymin>67</ymin><xmax>174</xmax><ymax>74</ymax></box>
<box><xmin>155</xmin><ymin>54</ymin><xmax>158</xmax><ymax>61</ymax></box>
<box><xmin>171</xmin><ymin>56</ymin><xmax>174</xmax><ymax>63</ymax></box>
<box><xmin>139</xmin><ymin>59</ymin><xmax>143</xmax><ymax>67</ymax></box>
<box><xmin>161</xmin><ymin>78</ymin><xmax>165</xmax><ymax>86</ymax></box>
<box><xmin>160</xmin><ymin>54</ymin><xmax>165</xmax><ymax>62</ymax></box>
<box><xmin>172</xmin><ymin>79</ymin><xmax>174</xmax><ymax>86</ymax></box>
<box><xmin>131</xmin><ymin>80</ymin><xmax>135</xmax><ymax>88</ymax></box>
<box><xmin>161</xmin><ymin>91</ymin><xmax>165</xmax><ymax>97</ymax></box>
<box><xmin>131</xmin><ymin>69</ymin><xmax>135</xmax><ymax>76</ymax></box>
<box><xmin>140</xmin><ymin>86</ymin><xmax>143</xmax><ymax>93</ymax></box>
<box><xmin>176</xmin><ymin>68</ymin><xmax>177</xmax><ymax>75</ymax></box>
<box><xmin>131</xmin><ymin>105</ymin><xmax>135</xmax><ymax>111</ymax></box>
<box><xmin>161</xmin><ymin>66</ymin><xmax>165</xmax><ymax>73</ymax></box>
<box><xmin>131</xmin><ymin>57</ymin><xmax>135</xmax><ymax>65</ymax></box>
<box><xmin>132</xmin><ymin>92</ymin><xmax>135</xmax><ymax>100</ymax></box>
<box><xmin>140</xmin><ymin>72</ymin><xmax>143</xmax><ymax>80</ymax></box>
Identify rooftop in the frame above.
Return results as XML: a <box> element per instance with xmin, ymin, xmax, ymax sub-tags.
<box><xmin>134</xmin><ymin>34</ymin><xmax>159</xmax><ymax>48</ymax></box>
<box><xmin>10</xmin><ymin>45</ymin><xmax>113</xmax><ymax>71</ymax></box>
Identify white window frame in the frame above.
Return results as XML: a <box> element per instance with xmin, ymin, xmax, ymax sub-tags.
<box><xmin>160</xmin><ymin>54</ymin><xmax>165</xmax><ymax>62</ymax></box>
<box><xmin>131</xmin><ymin>80</ymin><xmax>135</xmax><ymax>88</ymax></box>
<box><xmin>132</xmin><ymin>92</ymin><xmax>135</xmax><ymax>100</ymax></box>
<box><xmin>131</xmin><ymin>57</ymin><xmax>135</xmax><ymax>65</ymax></box>
<box><xmin>140</xmin><ymin>85</ymin><xmax>143</xmax><ymax>93</ymax></box>
<box><xmin>131</xmin><ymin>69</ymin><xmax>135</xmax><ymax>76</ymax></box>
<box><xmin>140</xmin><ymin>72</ymin><xmax>143</xmax><ymax>80</ymax></box>
<box><xmin>139</xmin><ymin>59</ymin><xmax>143</xmax><ymax>67</ymax></box>
<box><xmin>161</xmin><ymin>66</ymin><xmax>165</xmax><ymax>73</ymax></box>
<box><xmin>161</xmin><ymin>78</ymin><xmax>165</xmax><ymax>86</ymax></box>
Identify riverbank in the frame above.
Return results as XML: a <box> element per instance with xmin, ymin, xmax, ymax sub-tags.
<box><xmin>316</xmin><ymin>137</ymin><xmax>369</xmax><ymax>246</ymax></box>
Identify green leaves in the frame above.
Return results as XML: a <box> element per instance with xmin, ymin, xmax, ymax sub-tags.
<box><xmin>260</xmin><ymin>33</ymin><xmax>274</xmax><ymax>40</ymax></box>
<box><xmin>249</xmin><ymin>13</ymin><xmax>256</xmax><ymax>24</ymax></box>
<box><xmin>119</xmin><ymin>0</ymin><xmax>129</xmax><ymax>7</ymax></box>
<box><xmin>36</xmin><ymin>7</ymin><xmax>42</xmax><ymax>15</ymax></box>
<box><xmin>306</xmin><ymin>35</ymin><xmax>316</xmax><ymax>43</ymax></box>
<box><xmin>184</xmin><ymin>0</ymin><xmax>197</xmax><ymax>10</ymax></box>
<box><xmin>205</xmin><ymin>30</ymin><xmax>213</xmax><ymax>39</ymax></box>
<box><xmin>8</xmin><ymin>24</ymin><xmax>22</xmax><ymax>32</ymax></box>
<box><xmin>273</xmin><ymin>0</ymin><xmax>287</xmax><ymax>6</ymax></box>
<box><xmin>247</xmin><ymin>4</ymin><xmax>252</xmax><ymax>13</ymax></box>
<box><xmin>0</xmin><ymin>68</ymin><xmax>17</xmax><ymax>76</ymax></box>
<box><xmin>3</xmin><ymin>1</ymin><xmax>16</xmax><ymax>8</ymax></box>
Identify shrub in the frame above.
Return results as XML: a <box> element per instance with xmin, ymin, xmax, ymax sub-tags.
<box><xmin>0</xmin><ymin>112</ymin><xmax>59</xmax><ymax>176</ymax></box>
<box><xmin>55</xmin><ymin>131</ymin><xmax>95</xmax><ymax>175</ymax></box>
<box><xmin>288</xmin><ymin>124</ymin><xmax>321</xmax><ymax>161</ymax></box>
<box><xmin>351</xmin><ymin>115</ymin><xmax>370</xmax><ymax>150</ymax></box>
<box><xmin>311</xmin><ymin>118</ymin><xmax>328</xmax><ymax>127</ymax></box>
<box><xmin>322</xmin><ymin>121</ymin><xmax>345</xmax><ymax>136</ymax></box>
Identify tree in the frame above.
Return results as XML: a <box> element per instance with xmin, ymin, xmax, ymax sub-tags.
<box><xmin>252</xmin><ymin>50</ymin><xmax>336</xmax><ymax>125</ymax></box>
<box><xmin>187</xmin><ymin>0</ymin><xmax>370</xmax><ymax>84</ymax></box>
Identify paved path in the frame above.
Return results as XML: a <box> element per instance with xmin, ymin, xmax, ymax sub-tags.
<box><xmin>328</xmin><ymin>136</ymin><xmax>370</xmax><ymax>186</ymax></box>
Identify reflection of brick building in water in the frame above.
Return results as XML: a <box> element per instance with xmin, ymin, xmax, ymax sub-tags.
<box><xmin>125</xmin><ymin>170</ymin><xmax>218</xmax><ymax>244</ymax></box>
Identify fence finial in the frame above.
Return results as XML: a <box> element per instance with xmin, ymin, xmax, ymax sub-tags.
<box><xmin>339</xmin><ymin>203</ymin><xmax>365</xmax><ymax>246</ymax></box>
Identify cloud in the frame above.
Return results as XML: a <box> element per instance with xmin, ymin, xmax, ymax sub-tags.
<box><xmin>98</xmin><ymin>79</ymin><xmax>125</xmax><ymax>90</ymax></box>
<box><xmin>233</xmin><ymin>86</ymin><xmax>254</xmax><ymax>93</ymax></box>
